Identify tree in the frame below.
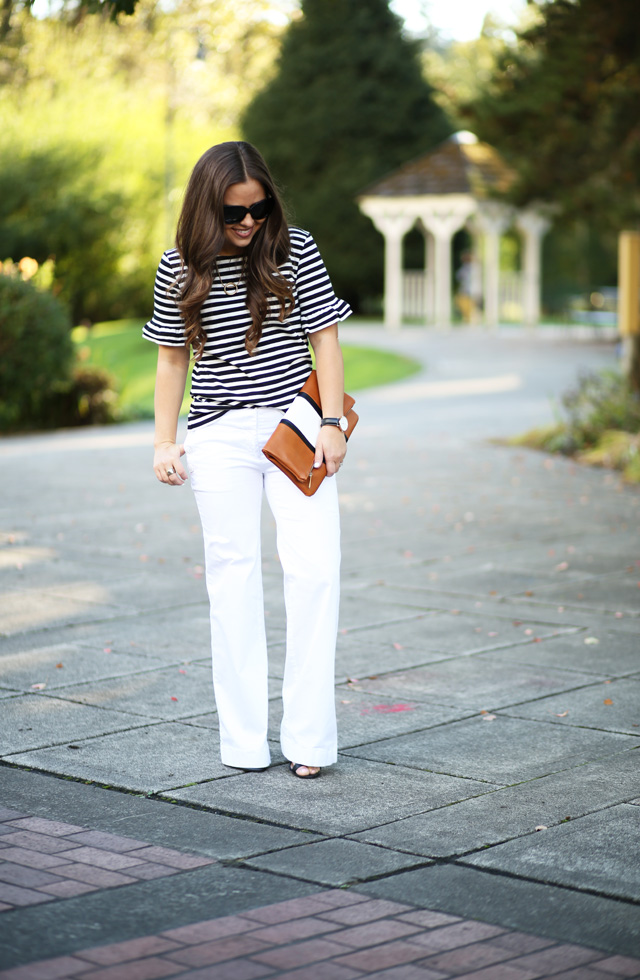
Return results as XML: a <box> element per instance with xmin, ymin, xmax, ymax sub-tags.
<box><xmin>242</xmin><ymin>0</ymin><xmax>451</xmax><ymax>309</ymax></box>
<box><xmin>0</xmin><ymin>0</ymin><xmax>287</xmax><ymax>321</ymax></box>
<box><xmin>0</xmin><ymin>146</ymin><xmax>130</xmax><ymax>323</ymax></box>
<box><xmin>462</xmin><ymin>0</ymin><xmax>640</xmax><ymax>228</ymax></box>
<box><xmin>1</xmin><ymin>0</ymin><xmax>138</xmax><ymax>39</ymax></box>
<box><xmin>462</xmin><ymin>0</ymin><xmax>640</xmax><ymax>388</ymax></box>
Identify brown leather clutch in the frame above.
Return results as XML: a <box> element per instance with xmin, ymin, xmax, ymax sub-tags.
<box><xmin>262</xmin><ymin>370</ymin><xmax>358</xmax><ymax>496</ymax></box>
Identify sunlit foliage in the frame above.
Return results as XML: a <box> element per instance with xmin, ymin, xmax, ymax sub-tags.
<box><xmin>0</xmin><ymin>0</ymin><xmax>287</xmax><ymax>320</ymax></box>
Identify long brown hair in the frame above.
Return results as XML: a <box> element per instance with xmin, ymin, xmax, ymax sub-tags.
<box><xmin>175</xmin><ymin>142</ymin><xmax>294</xmax><ymax>358</ymax></box>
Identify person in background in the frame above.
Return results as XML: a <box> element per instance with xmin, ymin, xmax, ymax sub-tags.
<box><xmin>456</xmin><ymin>249</ymin><xmax>482</xmax><ymax>324</ymax></box>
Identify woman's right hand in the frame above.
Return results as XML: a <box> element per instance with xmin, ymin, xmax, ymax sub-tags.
<box><xmin>153</xmin><ymin>441</ymin><xmax>188</xmax><ymax>485</ymax></box>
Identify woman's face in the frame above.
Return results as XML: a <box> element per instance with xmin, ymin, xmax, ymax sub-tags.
<box><xmin>220</xmin><ymin>178</ymin><xmax>269</xmax><ymax>255</ymax></box>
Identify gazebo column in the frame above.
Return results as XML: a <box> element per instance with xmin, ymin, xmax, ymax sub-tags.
<box><xmin>420</xmin><ymin>208</ymin><xmax>474</xmax><ymax>325</ymax></box>
<box><xmin>517</xmin><ymin>209</ymin><xmax>552</xmax><ymax>328</ymax></box>
<box><xmin>474</xmin><ymin>204</ymin><xmax>512</xmax><ymax>329</ymax></box>
<box><xmin>363</xmin><ymin>213</ymin><xmax>415</xmax><ymax>330</ymax></box>
<box><xmin>420</xmin><ymin>225</ymin><xmax>435</xmax><ymax>323</ymax></box>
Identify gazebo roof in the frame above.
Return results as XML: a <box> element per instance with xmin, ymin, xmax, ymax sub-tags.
<box><xmin>359</xmin><ymin>132</ymin><xmax>515</xmax><ymax>199</ymax></box>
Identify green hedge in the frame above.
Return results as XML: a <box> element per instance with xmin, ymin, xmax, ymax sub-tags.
<box><xmin>0</xmin><ymin>275</ymin><xmax>119</xmax><ymax>431</ymax></box>
<box><xmin>0</xmin><ymin>274</ymin><xmax>74</xmax><ymax>430</ymax></box>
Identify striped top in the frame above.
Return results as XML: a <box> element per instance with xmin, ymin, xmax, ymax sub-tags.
<box><xmin>143</xmin><ymin>227</ymin><xmax>352</xmax><ymax>429</ymax></box>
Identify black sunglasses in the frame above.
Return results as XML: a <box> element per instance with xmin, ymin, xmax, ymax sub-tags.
<box><xmin>223</xmin><ymin>198</ymin><xmax>274</xmax><ymax>225</ymax></box>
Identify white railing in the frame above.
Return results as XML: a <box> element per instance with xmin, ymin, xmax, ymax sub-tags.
<box><xmin>402</xmin><ymin>271</ymin><xmax>427</xmax><ymax>319</ymax></box>
<box><xmin>402</xmin><ymin>270</ymin><xmax>523</xmax><ymax>321</ymax></box>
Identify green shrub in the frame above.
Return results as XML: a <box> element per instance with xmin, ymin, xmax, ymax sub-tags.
<box><xmin>508</xmin><ymin>368</ymin><xmax>640</xmax><ymax>482</ymax></box>
<box><xmin>559</xmin><ymin>369</ymin><xmax>640</xmax><ymax>452</ymax></box>
<box><xmin>47</xmin><ymin>364</ymin><xmax>121</xmax><ymax>428</ymax></box>
<box><xmin>0</xmin><ymin>273</ymin><xmax>74</xmax><ymax>431</ymax></box>
<box><xmin>0</xmin><ymin>274</ymin><xmax>121</xmax><ymax>431</ymax></box>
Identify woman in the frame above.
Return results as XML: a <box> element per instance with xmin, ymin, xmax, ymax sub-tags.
<box><xmin>144</xmin><ymin>141</ymin><xmax>351</xmax><ymax>779</ymax></box>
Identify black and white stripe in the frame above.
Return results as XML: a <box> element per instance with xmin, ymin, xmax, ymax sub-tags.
<box><xmin>143</xmin><ymin>228</ymin><xmax>352</xmax><ymax>429</ymax></box>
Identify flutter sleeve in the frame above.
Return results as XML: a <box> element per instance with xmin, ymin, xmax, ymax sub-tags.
<box><xmin>293</xmin><ymin>232</ymin><xmax>352</xmax><ymax>334</ymax></box>
<box><xmin>142</xmin><ymin>251</ymin><xmax>187</xmax><ymax>347</ymax></box>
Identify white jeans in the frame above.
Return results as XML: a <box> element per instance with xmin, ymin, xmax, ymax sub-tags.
<box><xmin>184</xmin><ymin>408</ymin><xmax>340</xmax><ymax>769</ymax></box>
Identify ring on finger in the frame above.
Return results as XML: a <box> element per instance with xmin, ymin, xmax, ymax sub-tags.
<box><xmin>167</xmin><ymin>467</ymin><xmax>175</xmax><ymax>476</ymax></box>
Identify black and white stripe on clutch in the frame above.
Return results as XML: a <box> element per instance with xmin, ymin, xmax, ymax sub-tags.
<box><xmin>278</xmin><ymin>390</ymin><xmax>322</xmax><ymax>452</ymax></box>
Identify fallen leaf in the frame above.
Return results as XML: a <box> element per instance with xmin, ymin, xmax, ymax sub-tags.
<box><xmin>615</xmin><ymin>612</ymin><xmax>624</xmax><ymax>618</ymax></box>
<box><xmin>482</xmin><ymin>714</ymin><xmax>497</xmax><ymax>721</ymax></box>
<box><xmin>555</xmin><ymin>561</ymin><xmax>569</xmax><ymax>572</ymax></box>
<box><xmin>31</xmin><ymin>683</ymin><xmax>46</xmax><ymax>690</ymax></box>
<box><xmin>347</xmin><ymin>677</ymin><xmax>359</xmax><ymax>683</ymax></box>
<box><xmin>535</xmin><ymin>825</ymin><xmax>548</xmax><ymax>831</ymax></box>
<box><xmin>603</xmin><ymin>698</ymin><xmax>613</xmax><ymax>706</ymax></box>
<box><xmin>584</xmin><ymin>637</ymin><xmax>599</xmax><ymax>645</ymax></box>
<box><xmin>103</xmin><ymin>648</ymin><xmax>112</xmax><ymax>653</ymax></box>
<box><xmin>178</xmin><ymin>669</ymin><xmax>187</xmax><ymax>674</ymax></box>
<box><xmin>171</xmin><ymin>696</ymin><xmax>178</xmax><ymax>702</ymax></box>
<box><xmin>392</xmin><ymin>643</ymin><xmax>403</xmax><ymax>651</ymax></box>
<box><xmin>340</xmin><ymin>700</ymin><xmax>352</xmax><ymax>704</ymax></box>
<box><xmin>556</xmin><ymin>711</ymin><xmax>569</xmax><ymax>717</ymax></box>
<box><xmin>524</xmin><ymin>629</ymin><xmax>533</xmax><ymax>636</ymax></box>
<box><xmin>55</xmin><ymin>663</ymin><xmax>64</xmax><ymax>669</ymax></box>
<box><xmin>488</xmin><ymin>631</ymin><xmax>498</xmax><ymax>637</ymax></box>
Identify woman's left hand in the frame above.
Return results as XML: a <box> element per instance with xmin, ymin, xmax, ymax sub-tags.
<box><xmin>314</xmin><ymin>425</ymin><xmax>347</xmax><ymax>477</ymax></box>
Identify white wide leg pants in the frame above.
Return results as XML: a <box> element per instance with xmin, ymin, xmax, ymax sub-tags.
<box><xmin>184</xmin><ymin>408</ymin><xmax>340</xmax><ymax>769</ymax></box>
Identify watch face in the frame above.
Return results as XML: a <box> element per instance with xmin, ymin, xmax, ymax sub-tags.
<box><xmin>339</xmin><ymin>416</ymin><xmax>348</xmax><ymax>432</ymax></box>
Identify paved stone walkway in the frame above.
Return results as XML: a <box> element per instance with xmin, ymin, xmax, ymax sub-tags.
<box><xmin>1</xmin><ymin>327</ymin><xmax>639</xmax><ymax>973</ymax></box>
<box><xmin>2</xmin><ymin>886</ymin><xmax>640</xmax><ymax>980</ymax></box>
<box><xmin>0</xmin><ymin>807</ymin><xmax>214</xmax><ymax>911</ymax></box>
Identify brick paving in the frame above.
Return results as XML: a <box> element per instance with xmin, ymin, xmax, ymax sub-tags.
<box><xmin>0</xmin><ymin>807</ymin><xmax>214</xmax><ymax>911</ymax></box>
<box><xmin>1</xmin><ymin>889</ymin><xmax>639</xmax><ymax>979</ymax></box>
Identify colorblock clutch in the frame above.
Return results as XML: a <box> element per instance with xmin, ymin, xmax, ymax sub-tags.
<box><xmin>262</xmin><ymin>370</ymin><xmax>358</xmax><ymax>496</ymax></box>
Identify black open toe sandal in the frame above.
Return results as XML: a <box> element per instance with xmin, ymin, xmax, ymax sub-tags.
<box><xmin>289</xmin><ymin>762</ymin><xmax>321</xmax><ymax>779</ymax></box>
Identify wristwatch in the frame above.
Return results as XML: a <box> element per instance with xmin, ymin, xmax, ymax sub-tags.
<box><xmin>321</xmin><ymin>416</ymin><xmax>348</xmax><ymax>432</ymax></box>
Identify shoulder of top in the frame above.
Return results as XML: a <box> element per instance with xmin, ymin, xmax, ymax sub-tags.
<box><xmin>288</xmin><ymin>227</ymin><xmax>315</xmax><ymax>252</ymax></box>
<box><xmin>160</xmin><ymin>248</ymin><xmax>181</xmax><ymax>267</ymax></box>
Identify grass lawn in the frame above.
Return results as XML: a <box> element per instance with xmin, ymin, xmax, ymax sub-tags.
<box><xmin>73</xmin><ymin>319</ymin><xmax>421</xmax><ymax>419</ymax></box>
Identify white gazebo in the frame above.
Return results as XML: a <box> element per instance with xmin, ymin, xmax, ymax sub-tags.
<box><xmin>357</xmin><ymin>131</ymin><xmax>552</xmax><ymax>330</ymax></box>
